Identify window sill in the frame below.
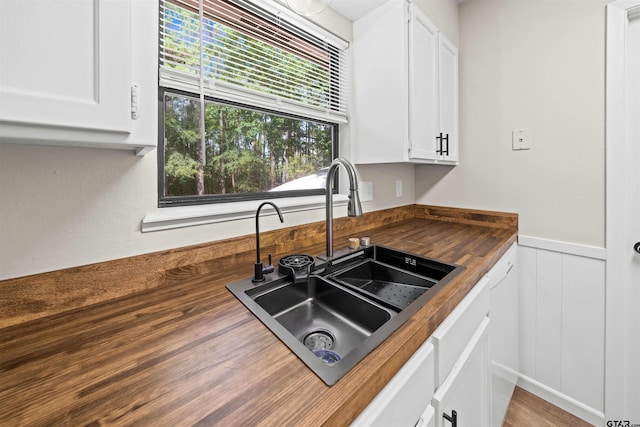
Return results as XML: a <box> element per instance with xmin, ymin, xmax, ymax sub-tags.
<box><xmin>141</xmin><ymin>195</ymin><xmax>348</xmax><ymax>233</ymax></box>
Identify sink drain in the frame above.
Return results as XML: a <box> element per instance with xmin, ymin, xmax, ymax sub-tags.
<box><xmin>303</xmin><ymin>330</ymin><xmax>334</xmax><ymax>352</ymax></box>
<box><xmin>303</xmin><ymin>330</ymin><xmax>341</xmax><ymax>364</ymax></box>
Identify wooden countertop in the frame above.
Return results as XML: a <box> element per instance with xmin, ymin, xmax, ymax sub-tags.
<box><xmin>0</xmin><ymin>211</ymin><xmax>517</xmax><ymax>426</ymax></box>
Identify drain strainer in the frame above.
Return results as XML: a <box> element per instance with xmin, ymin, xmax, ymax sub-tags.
<box><xmin>303</xmin><ymin>330</ymin><xmax>334</xmax><ymax>352</ymax></box>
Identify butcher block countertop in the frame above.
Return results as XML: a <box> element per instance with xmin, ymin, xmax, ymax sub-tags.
<box><xmin>0</xmin><ymin>205</ymin><xmax>517</xmax><ymax>426</ymax></box>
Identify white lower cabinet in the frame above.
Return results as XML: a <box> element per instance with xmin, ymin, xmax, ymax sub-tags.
<box><xmin>353</xmin><ymin>276</ymin><xmax>492</xmax><ymax>427</ymax></box>
<box><xmin>431</xmin><ymin>277</ymin><xmax>490</xmax><ymax>388</ymax></box>
<box><xmin>417</xmin><ymin>404</ymin><xmax>436</xmax><ymax>427</ymax></box>
<box><xmin>432</xmin><ymin>317</ymin><xmax>491</xmax><ymax>427</ymax></box>
<box><xmin>351</xmin><ymin>341</ymin><xmax>435</xmax><ymax>426</ymax></box>
<box><xmin>431</xmin><ymin>276</ymin><xmax>491</xmax><ymax>427</ymax></box>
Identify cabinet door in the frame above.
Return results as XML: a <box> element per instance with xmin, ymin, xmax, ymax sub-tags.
<box><xmin>432</xmin><ymin>276</ymin><xmax>489</xmax><ymax>388</ymax></box>
<box><xmin>352</xmin><ymin>0</ymin><xmax>409</xmax><ymax>164</ymax></box>
<box><xmin>417</xmin><ymin>405</ymin><xmax>436</xmax><ymax>427</ymax></box>
<box><xmin>351</xmin><ymin>341</ymin><xmax>435</xmax><ymax>427</ymax></box>
<box><xmin>437</xmin><ymin>34</ymin><xmax>458</xmax><ymax>163</ymax></box>
<box><xmin>408</xmin><ymin>4</ymin><xmax>438</xmax><ymax>161</ymax></box>
<box><xmin>0</xmin><ymin>0</ymin><xmax>131</xmax><ymax>134</ymax></box>
<box><xmin>433</xmin><ymin>317</ymin><xmax>490</xmax><ymax>427</ymax></box>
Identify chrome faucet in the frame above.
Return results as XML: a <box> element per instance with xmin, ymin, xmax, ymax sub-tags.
<box><xmin>253</xmin><ymin>201</ymin><xmax>284</xmax><ymax>282</ymax></box>
<box><xmin>325</xmin><ymin>158</ymin><xmax>363</xmax><ymax>257</ymax></box>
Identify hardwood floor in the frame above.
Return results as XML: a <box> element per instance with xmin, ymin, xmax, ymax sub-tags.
<box><xmin>504</xmin><ymin>387</ymin><xmax>593</xmax><ymax>427</ymax></box>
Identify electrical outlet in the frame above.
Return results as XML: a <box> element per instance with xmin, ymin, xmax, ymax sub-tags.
<box><xmin>512</xmin><ymin>128</ymin><xmax>532</xmax><ymax>150</ymax></box>
<box><xmin>395</xmin><ymin>180</ymin><xmax>403</xmax><ymax>198</ymax></box>
<box><xmin>360</xmin><ymin>181</ymin><xmax>373</xmax><ymax>202</ymax></box>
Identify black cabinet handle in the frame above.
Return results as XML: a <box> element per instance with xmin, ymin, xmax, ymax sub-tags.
<box><xmin>634</xmin><ymin>242</ymin><xmax>640</xmax><ymax>254</ymax></box>
<box><xmin>443</xmin><ymin>133</ymin><xmax>449</xmax><ymax>156</ymax></box>
<box><xmin>436</xmin><ymin>133</ymin><xmax>450</xmax><ymax>156</ymax></box>
<box><xmin>443</xmin><ymin>410</ymin><xmax>457</xmax><ymax>427</ymax></box>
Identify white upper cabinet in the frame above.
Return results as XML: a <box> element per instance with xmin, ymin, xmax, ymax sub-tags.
<box><xmin>408</xmin><ymin>6</ymin><xmax>439</xmax><ymax>161</ymax></box>
<box><xmin>353</xmin><ymin>0</ymin><xmax>458</xmax><ymax>164</ymax></box>
<box><xmin>0</xmin><ymin>0</ymin><xmax>155</xmax><ymax>155</ymax></box>
<box><xmin>437</xmin><ymin>34</ymin><xmax>459</xmax><ymax>163</ymax></box>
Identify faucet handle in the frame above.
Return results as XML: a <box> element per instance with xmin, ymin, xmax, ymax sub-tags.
<box><xmin>252</xmin><ymin>254</ymin><xmax>275</xmax><ymax>282</ymax></box>
<box><xmin>263</xmin><ymin>254</ymin><xmax>275</xmax><ymax>274</ymax></box>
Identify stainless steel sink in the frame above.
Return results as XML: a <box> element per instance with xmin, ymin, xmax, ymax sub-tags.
<box><xmin>248</xmin><ymin>276</ymin><xmax>396</xmax><ymax>366</ymax></box>
<box><xmin>226</xmin><ymin>245</ymin><xmax>463</xmax><ymax>385</ymax></box>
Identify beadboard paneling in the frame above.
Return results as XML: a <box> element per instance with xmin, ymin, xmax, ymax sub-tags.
<box><xmin>517</xmin><ymin>238</ymin><xmax>605</xmax><ymax>425</ymax></box>
<box><xmin>561</xmin><ymin>253</ymin><xmax>605</xmax><ymax>412</ymax></box>
<box><xmin>535</xmin><ymin>249</ymin><xmax>563</xmax><ymax>391</ymax></box>
<box><xmin>518</xmin><ymin>246</ymin><xmax>537</xmax><ymax>378</ymax></box>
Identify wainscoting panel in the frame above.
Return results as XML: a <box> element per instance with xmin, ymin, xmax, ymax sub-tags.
<box><xmin>518</xmin><ymin>246</ymin><xmax>537</xmax><ymax>379</ymax></box>
<box><xmin>561</xmin><ymin>253</ymin><xmax>605</xmax><ymax>412</ymax></box>
<box><xmin>517</xmin><ymin>236</ymin><xmax>605</xmax><ymax>425</ymax></box>
<box><xmin>535</xmin><ymin>249</ymin><xmax>563</xmax><ymax>392</ymax></box>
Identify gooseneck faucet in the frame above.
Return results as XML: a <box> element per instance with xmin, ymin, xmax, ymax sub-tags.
<box><xmin>325</xmin><ymin>158</ymin><xmax>363</xmax><ymax>257</ymax></box>
<box><xmin>253</xmin><ymin>201</ymin><xmax>284</xmax><ymax>282</ymax></box>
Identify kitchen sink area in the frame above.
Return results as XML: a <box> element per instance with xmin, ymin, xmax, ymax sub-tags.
<box><xmin>227</xmin><ymin>244</ymin><xmax>463</xmax><ymax>385</ymax></box>
<box><xmin>0</xmin><ymin>208</ymin><xmax>518</xmax><ymax>425</ymax></box>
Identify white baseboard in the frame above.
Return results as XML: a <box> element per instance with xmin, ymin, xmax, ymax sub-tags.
<box><xmin>517</xmin><ymin>374</ymin><xmax>605</xmax><ymax>426</ymax></box>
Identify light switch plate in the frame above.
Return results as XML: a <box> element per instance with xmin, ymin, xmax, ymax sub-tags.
<box><xmin>512</xmin><ymin>128</ymin><xmax>532</xmax><ymax>150</ymax></box>
<box><xmin>395</xmin><ymin>180</ymin><xmax>403</xmax><ymax>198</ymax></box>
<box><xmin>360</xmin><ymin>181</ymin><xmax>373</xmax><ymax>202</ymax></box>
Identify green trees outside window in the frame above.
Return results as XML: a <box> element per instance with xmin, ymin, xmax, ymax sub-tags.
<box><xmin>162</xmin><ymin>92</ymin><xmax>335</xmax><ymax>200</ymax></box>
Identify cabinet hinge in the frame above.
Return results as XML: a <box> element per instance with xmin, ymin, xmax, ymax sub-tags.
<box><xmin>131</xmin><ymin>84</ymin><xmax>139</xmax><ymax>120</ymax></box>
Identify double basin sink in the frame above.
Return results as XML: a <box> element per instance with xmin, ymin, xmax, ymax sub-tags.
<box><xmin>226</xmin><ymin>245</ymin><xmax>463</xmax><ymax>385</ymax></box>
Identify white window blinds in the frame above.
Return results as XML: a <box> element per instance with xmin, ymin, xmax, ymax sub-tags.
<box><xmin>159</xmin><ymin>0</ymin><xmax>349</xmax><ymax>123</ymax></box>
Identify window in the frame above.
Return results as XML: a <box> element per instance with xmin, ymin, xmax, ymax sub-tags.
<box><xmin>158</xmin><ymin>0</ymin><xmax>349</xmax><ymax>207</ymax></box>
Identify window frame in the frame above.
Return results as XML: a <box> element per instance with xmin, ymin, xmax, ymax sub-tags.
<box><xmin>157</xmin><ymin>87</ymin><xmax>340</xmax><ymax>208</ymax></box>
<box><xmin>157</xmin><ymin>0</ymin><xmax>346</xmax><ymax>208</ymax></box>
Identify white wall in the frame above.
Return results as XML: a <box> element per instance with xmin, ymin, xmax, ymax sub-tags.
<box><xmin>416</xmin><ymin>0</ymin><xmax>609</xmax><ymax>247</ymax></box>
